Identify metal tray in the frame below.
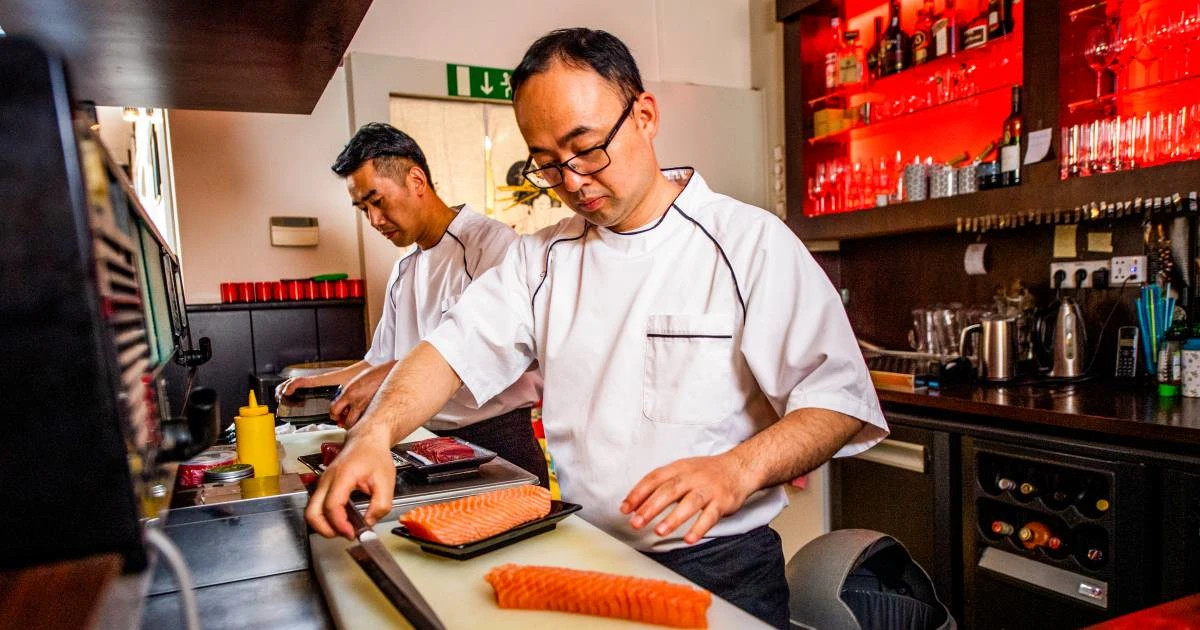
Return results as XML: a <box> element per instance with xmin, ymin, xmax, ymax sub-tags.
<box><xmin>391</xmin><ymin>500</ymin><xmax>581</xmax><ymax>560</ymax></box>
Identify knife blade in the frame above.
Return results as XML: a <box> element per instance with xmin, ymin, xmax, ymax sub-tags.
<box><xmin>344</xmin><ymin>502</ymin><xmax>446</xmax><ymax>630</ymax></box>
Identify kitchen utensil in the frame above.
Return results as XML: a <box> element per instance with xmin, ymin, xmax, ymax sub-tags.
<box><xmin>345</xmin><ymin>502</ymin><xmax>446</xmax><ymax>630</ymax></box>
<box><xmin>960</xmin><ymin>314</ymin><xmax>1018</xmax><ymax>381</ymax></box>
<box><xmin>1050</xmin><ymin>297</ymin><xmax>1088</xmax><ymax>378</ymax></box>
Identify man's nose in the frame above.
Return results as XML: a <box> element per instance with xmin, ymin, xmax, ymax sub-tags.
<box><xmin>560</xmin><ymin>168</ymin><xmax>588</xmax><ymax>193</ymax></box>
<box><xmin>367</xmin><ymin>206</ymin><xmax>386</xmax><ymax>227</ymax></box>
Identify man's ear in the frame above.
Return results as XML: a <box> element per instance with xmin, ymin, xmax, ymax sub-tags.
<box><xmin>407</xmin><ymin>164</ymin><xmax>429</xmax><ymax>195</ymax></box>
<box><xmin>633</xmin><ymin>92</ymin><xmax>661</xmax><ymax>141</ymax></box>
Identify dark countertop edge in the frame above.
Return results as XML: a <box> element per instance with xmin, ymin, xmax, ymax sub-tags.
<box><xmin>877</xmin><ymin>389</ymin><xmax>1200</xmax><ymax>449</ymax></box>
<box><xmin>187</xmin><ymin>299</ymin><xmax>364</xmax><ymax>312</ymax></box>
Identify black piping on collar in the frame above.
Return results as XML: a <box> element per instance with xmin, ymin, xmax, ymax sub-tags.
<box><xmin>670</xmin><ymin>203</ymin><xmax>747</xmax><ymax>318</ymax></box>
<box><xmin>610</xmin><ymin>206</ymin><xmax>670</xmax><ymax>236</ymax></box>
<box><xmin>388</xmin><ymin>248</ymin><xmax>420</xmax><ymax>311</ymax></box>
<box><xmin>530</xmin><ymin>223</ymin><xmax>590</xmax><ymax>311</ymax></box>
<box><xmin>444</xmin><ymin>230</ymin><xmax>473</xmax><ymax>281</ymax></box>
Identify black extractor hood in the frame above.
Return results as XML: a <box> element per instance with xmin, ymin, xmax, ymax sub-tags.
<box><xmin>0</xmin><ymin>0</ymin><xmax>372</xmax><ymax>114</ymax></box>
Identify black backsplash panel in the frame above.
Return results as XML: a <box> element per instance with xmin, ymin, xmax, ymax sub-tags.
<box><xmin>830</xmin><ymin>217</ymin><xmax>1154</xmax><ymax>374</ymax></box>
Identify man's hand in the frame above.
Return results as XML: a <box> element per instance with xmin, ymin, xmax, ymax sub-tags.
<box><xmin>329</xmin><ymin>361</ymin><xmax>396</xmax><ymax>428</ymax></box>
<box><xmin>619</xmin><ymin>452</ymin><xmax>758</xmax><ymax>545</ymax></box>
<box><xmin>305</xmin><ymin>424</ymin><xmax>397</xmax><ymax>539</ymax></box>
<box><xmin>275</xmin><ymin>376</ymin><xmax>314</xmax><ymax>402</ymax></box>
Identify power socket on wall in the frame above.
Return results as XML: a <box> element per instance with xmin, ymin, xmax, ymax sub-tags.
<box><xmin>1111</xmin><ymin>255</ymin><xmax>1149</xmax><ymax>285</ymax></box>
<box><xmin>1050</xmin><ymin>261</ymin><xmax>1111</xmax><ymax>289</ymax></box>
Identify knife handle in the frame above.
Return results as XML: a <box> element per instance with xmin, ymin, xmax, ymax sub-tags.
<box><xmin>344</xmin><ymin>501</ymin><xmax>371</xmax><ymax>538</ymax></box>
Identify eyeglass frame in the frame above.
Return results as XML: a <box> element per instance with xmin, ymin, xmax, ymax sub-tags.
<box><xmin>522</xmin><ymin>97</ymin><xmax>637</xmax><ymax>189</ymax></box>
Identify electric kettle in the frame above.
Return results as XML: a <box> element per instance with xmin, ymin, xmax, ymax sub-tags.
<box><xmin>959</xmin><ymin>314</ymin><xmax>1018</xmax><ymax>381</ymax></box>
<box><xmin>1049</xmin><ymin>297</ymin><xmax>1088</xmax><ymax>378</ymax></box>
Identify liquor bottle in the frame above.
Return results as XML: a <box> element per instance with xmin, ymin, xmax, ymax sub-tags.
<box><xmin>963</xmin><ymin>0</ymin><xmax>990</xmax><ymax>50</ymax></box>
<box><xmin>987</xmin><ymin>0</ymin><xmax>1006</xmax><ymax>39</ymax></box>
<box><xmin>839</xmin><ymin>30</ymin><xmax>866</xmax><ymax>88</ymax></box>
<box><xmin>825</xmin><ymin>17</ymin><xmax>844</xmax><ymax>92</ymax></box>
<box><xmin>991</xmin><ymin>520</ymin><xmax>1015</xmax><ymax>536</ymax></box>
<box><xmin>1045</xmin><ymin>472</ymin><xmax>1080</xmax><ymax>510</ymax></box>
<box><xmin>1073</xmin><ymin>525</ymin><xmax>1108</xmax><ymax>567</ymax></box>
<box><xmin>880</xmin><ymin>0</ymin><xmax>910</xmax><ymax>76</ymax></box>
<box><xmin>1018</xmin><ymin>521</ymin><xmax>1062</xmax><ymax>551</ymax></box>
<box><xmin>995</xmin><ymin>474</ymin><xmax>1017</xmax><ymax>492</ymax></box>
<box><xmin>1074</xmin><ymin>477</ymin><xmax>1112</xmax><ymax>517</ymax></box>
<box><xmin>933</xmin><ymin>0</ymin><xmax>960</xmax><ymax>59</ymax></box>
<box><xmin>912</xmin><ymin>0</ymin><xmax>935</xmax><ymax>66</ymax></box>
<box><xmin>867</xmin><ymin>17</ymin><xmax>883</xmax><ymax>80</ymax></box>
<box><xmin>1000</xmin><ymin>85</ymin><xmax>1022</xmax><ymax>187</ymax></box>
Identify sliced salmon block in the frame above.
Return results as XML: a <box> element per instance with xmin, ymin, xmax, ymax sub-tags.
<box><xmin>484</xmin><ymin>564</ymin><xmax>712</xmax><ymax>628</ymax></box>
<box><xmin>400</xmin><ymin>485</ymin><xmax>551</xmax><ymax>545</ymax></box>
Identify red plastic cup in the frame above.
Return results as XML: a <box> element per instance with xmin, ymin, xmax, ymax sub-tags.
<box><xmin>238</xmin><ymin>282</ymin><xmax>255</xmax><ymax>303</ymax></box>
<box><xmin>334</xmin><ymin>279</ymin><xmax>349</xmax><ymax>299</ymax></box>
<box><xmin>318</xmin><ymin>280</ymin><xmax>334</xmax><ymax>300</ymax></box>
<box><xmin>220</xmin><ymin>282</ymin><xmax>238</xmax><ymax>303</ymax></box>
<box><xmin>284</xmin><ymin>279</ymin><xmax>304</xmax><ymax>301</ymax></box>
<box><xmin>255</xmin><ymin>281</ymin><xmax>272</xmax><ymax>302</ymax></box>
<box><xmin>303</xmin><ymin>279</ymin><xmax>317</xmax><ymax>300</ymax></box>
<box><xmin>347</xmin><ymin>279</ymin><xmax>364</xmax><ymax>298</ymax></box>
<box><xmin>271</xmin><ymin>281</ymin><xmax>286</xmax><ymax>301</ymax></box>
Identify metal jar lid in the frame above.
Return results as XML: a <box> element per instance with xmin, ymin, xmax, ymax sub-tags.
<box><xmin>204</xmin><ymin>463</ymin><xmax>255</xmax><ymax>483</ymax></box>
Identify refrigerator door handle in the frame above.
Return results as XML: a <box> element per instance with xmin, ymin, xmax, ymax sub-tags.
<box><xmin>851</xmin><ymin>439</ymin><xmax>927</xmax><ymax>474</ymax></box>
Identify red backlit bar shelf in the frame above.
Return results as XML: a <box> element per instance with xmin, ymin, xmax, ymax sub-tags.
<box><xmin>797</xmin><ymin>0</ymin><xmax>1025</xmax><ymax>217</ymax></box>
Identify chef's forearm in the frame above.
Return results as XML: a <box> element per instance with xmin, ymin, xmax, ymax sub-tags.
<box><xmin>307</xmin><ymin>360</ymin><xmax>372</xmax><ymax>386</ymax></box>
<box><xmin>727</xmin><ymin>407</ymin><xmax>864</xmax><ymax>490</ymax></box>
<box><xmin>349</xmin><ymin>342</ymin><xmax>463</xmax><ymax>444</ymax></box>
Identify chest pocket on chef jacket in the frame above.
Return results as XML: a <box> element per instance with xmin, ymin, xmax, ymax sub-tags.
<box><xmin>643</xmin><ymin>313</ymin><xmax>741</xmax><ymax>425</ymax></box>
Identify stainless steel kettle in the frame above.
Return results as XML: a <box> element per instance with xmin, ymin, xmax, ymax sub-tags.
<box><xmin>959</xmin><ymin>314</ymin><xmax>1018</xmax><ymax>381</ymax></box>
<box><xmin>1049</xmin><ymin>297</ymin><xmax>1087</xmax><ymax>378</ymax></box>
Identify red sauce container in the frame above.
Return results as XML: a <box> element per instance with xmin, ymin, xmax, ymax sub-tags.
<box><xmin>318</xmin><ymin>280</ymin><xmax>335</xmax><ymax>300</ymax></box>
<box><xmin>271</xmin><ymin>281</ymin><xmax>286</xmax><ymax>301</ymax></box>
<box><xmin>238</xmin><ymin>282</ymin><xmax>256</xmax><ymax>303</ymax></box>
<box><xmin>347</xmin><ymin>279</ymin><xmax>364</xmax><ymax>298</ymax></box>
<box><xmin>334</xmin><ymin>279</ymin><xmax>349</xmax><ymax>299</ymax></box>
<box><xmin>304</xmin><ymin>279</ymin><xmax>318</xmax><ymax>300</ymax></box>
<box><xmin>284</xmin><ymin>279</ymin><xmax>304</xmax><ymax>301</ymax></box>
<box><xmin>220</xmin><ymin>282</ymin><xmax>239</xmax><ymax>303</ymax></box>
<box><xmin>255</xmin><ymin>281</ymin><xmax>273</xmax><ymax>302</ymax></box>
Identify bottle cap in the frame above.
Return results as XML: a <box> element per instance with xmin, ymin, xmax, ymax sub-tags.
<box><xmin>239</xmin><ymin>390</ymin><xmax>270</xmax><ymax>417</ymax></box>
<box><xmin>1158</xmin><ymin>382</ymin><xmax>1180</xmax><ymax>397</ymax></box>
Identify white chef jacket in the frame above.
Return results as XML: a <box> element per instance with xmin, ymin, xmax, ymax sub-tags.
<box><xmin>363</xmin><ymin>204</ymin><xmax>541</xmax><ymax>431</ymax></box>
<box><xmin>426</xmin><ymin>171</ymin><xmax>888</xmax><ymax>551</ymax></box>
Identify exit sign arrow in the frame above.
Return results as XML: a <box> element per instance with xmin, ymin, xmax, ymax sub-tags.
<box><xmin>446</xmin><ymin>63</ymin><xmax>512</xmax><ymax>101</ymax></box>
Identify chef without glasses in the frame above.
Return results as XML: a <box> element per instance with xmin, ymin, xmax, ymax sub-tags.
<box><xmin>307</xmin><ymin>28</ymin><xmax>888</xmax><ymax>629</ymax></box>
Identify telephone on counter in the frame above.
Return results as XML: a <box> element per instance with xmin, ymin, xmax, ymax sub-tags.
<box><xmin>1114</xmin><ymin>326</ymin><xmax>1139</xmax><ymax>379</ymax></box>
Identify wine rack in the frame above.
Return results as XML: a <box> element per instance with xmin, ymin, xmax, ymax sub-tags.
<box><xmin>963</xmin><ymin>437</ymin><xmax>1150</xmax><ymax>628</ymax></box>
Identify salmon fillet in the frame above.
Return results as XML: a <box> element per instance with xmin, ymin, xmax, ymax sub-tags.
<box><xmin>400</xmin><ymin>485</ymin><xmax>551</xmax><ymax>545</ymax></box>
<box><xmin>484</xmin><ymin>564</ymin><xmax>712</xmax><ymax>628</ymax></box>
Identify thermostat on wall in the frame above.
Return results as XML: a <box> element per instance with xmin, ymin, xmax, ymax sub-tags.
<box><xmin>270</xmin><ymin>216</ymin><xmax>319</xmax><ymax>247</ymax></box>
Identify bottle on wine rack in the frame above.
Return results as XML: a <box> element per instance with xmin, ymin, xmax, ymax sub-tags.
<box><xmin>933</xmin><ymin>0</ymin><xmax>960</xmax><ymax>59</ymax></box>
<box><xmin>987</xmin><ymin>0</ymin><xmax>1006</xmax><ymax>39</ymax></box>
<box><xmin>991</xmin><ymin>520</ymin><xmax>1015</xmax><ymax>536</ymax></box>
<box><xmin>880</xmin><ymin>0</ymin><xmax>909</xmax><ymax>76</ymax></box>
<box><xmin>995</xmin><ymin>473</ymin><xmax>1017</xmax><ymax>493</ymax></box>
<box><xmin>1018</xmin><ymin>521</ymin><xmax>1063</xmax><ymax>551</ymax></box>
<box><xmin>1045</xmin><ymin>471</ymin><xmax>1080</xmax><ymax>510</ymax></box>
<box><xmin>867</xmin><ymin>16</ymin><xmax>883</xmax><ymax>80</ymax></box>
<box><xmin>1000</xmin><ymin>85</ymin><xmax>1022</xmax><ymax>187</ymax></box>
<box><xmin>825</xmin><ymin>17</ymin><xmax>844</xmax><ymax>93</ymax></box>
<box><xmin>1075</xmin><ymin>477</ymin><xmax>1112</xmax><ymax>518</ymax></box>
<box><xmin>963</xmin><ymin>0</ymin><xmax>989</xmax><ymax>50</ymax></box>
<box><xmin>1073</xmin><ymin>525</ymin><xmax>1109</xmax><ymax>568</ymax></box>
<box><xmin>912</xmin><ymin>0</ymin><xmax>935</xmax><ymax>66</ymax></box>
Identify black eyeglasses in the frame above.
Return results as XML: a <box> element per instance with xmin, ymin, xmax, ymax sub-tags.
<box><xmin>523</xmin><ymin>99</ymin><xmax>636</xmax><ymax>189</ymax></box>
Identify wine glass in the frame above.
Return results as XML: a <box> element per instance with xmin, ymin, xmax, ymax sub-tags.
<box><xmin>1109</xmin><ymin>17</ymin><xmax>1138</xmax><ymax>94</ymax></box>
<box><xmin>1084</xmin><ymin>24</ymin><xmax>1114</xmax><ymax>100</ymax></box>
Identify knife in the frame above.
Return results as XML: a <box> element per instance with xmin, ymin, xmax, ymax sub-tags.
<box><xmin>344</xmin><ymin>502</ymin><xmax>447</xmax><ymax>630</ymax></box>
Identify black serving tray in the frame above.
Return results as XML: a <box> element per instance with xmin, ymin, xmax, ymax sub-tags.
<box><xmin>391</xmin><ymin>500</ymin><xmax>581</xmax><ymax>560</ymax></box>
<box><xmin>297</xmin><ymin>450</ymin><xmax>411</xmax><ymax>476</ymax></box>
<box><xmin>391</xmin><ymin>437</ymin><xmax>497</xmax><ymax>482</ymax></box>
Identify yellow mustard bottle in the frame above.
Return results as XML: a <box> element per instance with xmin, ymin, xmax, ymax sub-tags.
<box><xmin>235</xmin><ymin>390</ymin><xmax>280</xmax><ymax>478</ymax></box>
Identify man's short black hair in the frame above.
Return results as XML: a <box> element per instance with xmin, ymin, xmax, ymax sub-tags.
<box><xmin>511</xmin><ymin>28</ymin><xmax>644</xmax><ymax>103</ymax></box>
<box><xmin>331</xmin><ymin>122</ymin><xmax>433</xmax><ymax>189</ymax></box>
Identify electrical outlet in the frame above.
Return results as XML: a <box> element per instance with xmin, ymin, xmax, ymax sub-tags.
<box><xmin>1050</xmin><ymin>260</ymin><xmax>1111</xmax><ymax>289</ymax></box>
<box><xmin>1111</xmin><ymin>255</ymin><xmax>1148</xmax><ymax>285</ymax></box>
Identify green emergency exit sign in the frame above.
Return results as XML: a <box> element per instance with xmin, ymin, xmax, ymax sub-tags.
<box><xmin>446</xmin><ymin>63</ymin><xmax>513</xmax><ymax>101</ymax></box>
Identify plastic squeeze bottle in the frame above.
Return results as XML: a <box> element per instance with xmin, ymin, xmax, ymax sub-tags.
<box><xmin>235</xmin><ymin>390</ymin><xmax>280</xmax><ymax>478</ymax></box>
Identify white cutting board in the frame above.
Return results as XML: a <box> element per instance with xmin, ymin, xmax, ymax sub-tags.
<box><xmin>309</xmin><ymin>514</ymin><xmax>770</xmax><ymax>629</ymax></box>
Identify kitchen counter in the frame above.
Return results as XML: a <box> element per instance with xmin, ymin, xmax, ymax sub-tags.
<box><xmin>284</xmin><ymin>430</ymin><xmax>766</xmax><ymax>629</ymax></box>
<box><xmin>878</xmin><ymin>379</ymin><xmax>1200</xmax><ymax>451</ymax></box>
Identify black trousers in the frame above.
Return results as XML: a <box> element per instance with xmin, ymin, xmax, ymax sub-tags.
<box><xmin>644</xmin><ymin>525</ymin><xmax>791</xmax><ymax>629</ymax></box>
<box><xmin>433</xmin><ymin>406</ymin><xmax>550</xmax><ymax>488</ymax></box>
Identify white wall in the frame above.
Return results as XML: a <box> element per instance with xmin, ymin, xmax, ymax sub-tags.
<box><xmin>170</xmin><ymin>69</ymin><xmax>358</xmax><ymax>303</ymax></box>
<box><xmin>348</xmin><ymin>0</ymin><xmax>751</xmax><ymax>89</ymax></box>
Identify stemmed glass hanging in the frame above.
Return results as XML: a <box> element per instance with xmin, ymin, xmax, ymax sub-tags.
<box><xmin>1083</xmin><ymin>23</ymin><xmax>1115</xmax><ymax>100</ymax></box>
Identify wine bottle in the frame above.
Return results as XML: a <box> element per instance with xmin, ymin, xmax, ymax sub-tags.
<box><xmin>933</xmin><ymin>0</ymin><xmax>960</xmax><ymax>59</ymax></box>
<box><xmin>963</xmin><ymin>0</ymin><xmax>989</xmax><ymax>50</ymax></box>
<box><xmin>991</xmin><ymin>520</ymin><xmax>1015</xmax><ymax>536</ymax></box>
<box><xmin>1018</xmin><ymin>521</ymin><xmax>1061</xmax><ymax>551</ymax></box>
<box><xmin>1073</xmin><ymin>525</ymin><xmax>1109</xmax><ymax>567</ymax></box>
<box><xmin>880</xmin><ymin>0</ymin><xmax>909</xmax><ymax>76</ymax></box>
<box><xmin>987</xmin><ymin>0</ymin><xmax>1006</xmax><ymax>39</ymax></box>
<box><xmin>912</xmin><ymin>0</ymin><xmax>935</xmax><ymax>66</ymax></box>
<box><xmin>825</xmin><ymin>18</ymin><xmax>844</xmax><ymax>92</ymax></box>
<box><xmin>996</xmin><ymin>474</ymin><xmax>1016</xmax><ymax>492</ymax></box>
<box><xmin>1000</xmin><ymin>85</ymin><xmax>1022</xmax><ymax>187</ymax></box>
<box><xmin>867</xmin><ymin>17</ymin><xmax>883</xmax><ymax>79</ymax></box>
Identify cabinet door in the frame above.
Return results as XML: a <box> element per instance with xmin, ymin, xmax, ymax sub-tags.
<box><xmin>1161</xmin><ymin>466</ymin><xmax>1200</xmax><ymax>600</ymax></box>
<box><xmin>316</xmin><ymin>305</ymin><xmax>366</xmax><ymax>362</ymax></box>
<box><xmin>186</xmin><ymin>310</ymin><xmax>254</xmax><ymax>430</ymax></box>
<box><xmin>251</xmin><ymin>309</ymin><xmax>318</xmax><ymax>375</ymax></box>
<box><xmin>831</xmin><ymin>422</ymin><xmax>958</xmax><ymax>612</ymax></box>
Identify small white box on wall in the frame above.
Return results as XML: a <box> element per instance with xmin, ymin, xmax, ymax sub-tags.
<box><xmin>270</xmin><ymin>217</ymin><xmax>319</xmax><ymax>247</ymax></box>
